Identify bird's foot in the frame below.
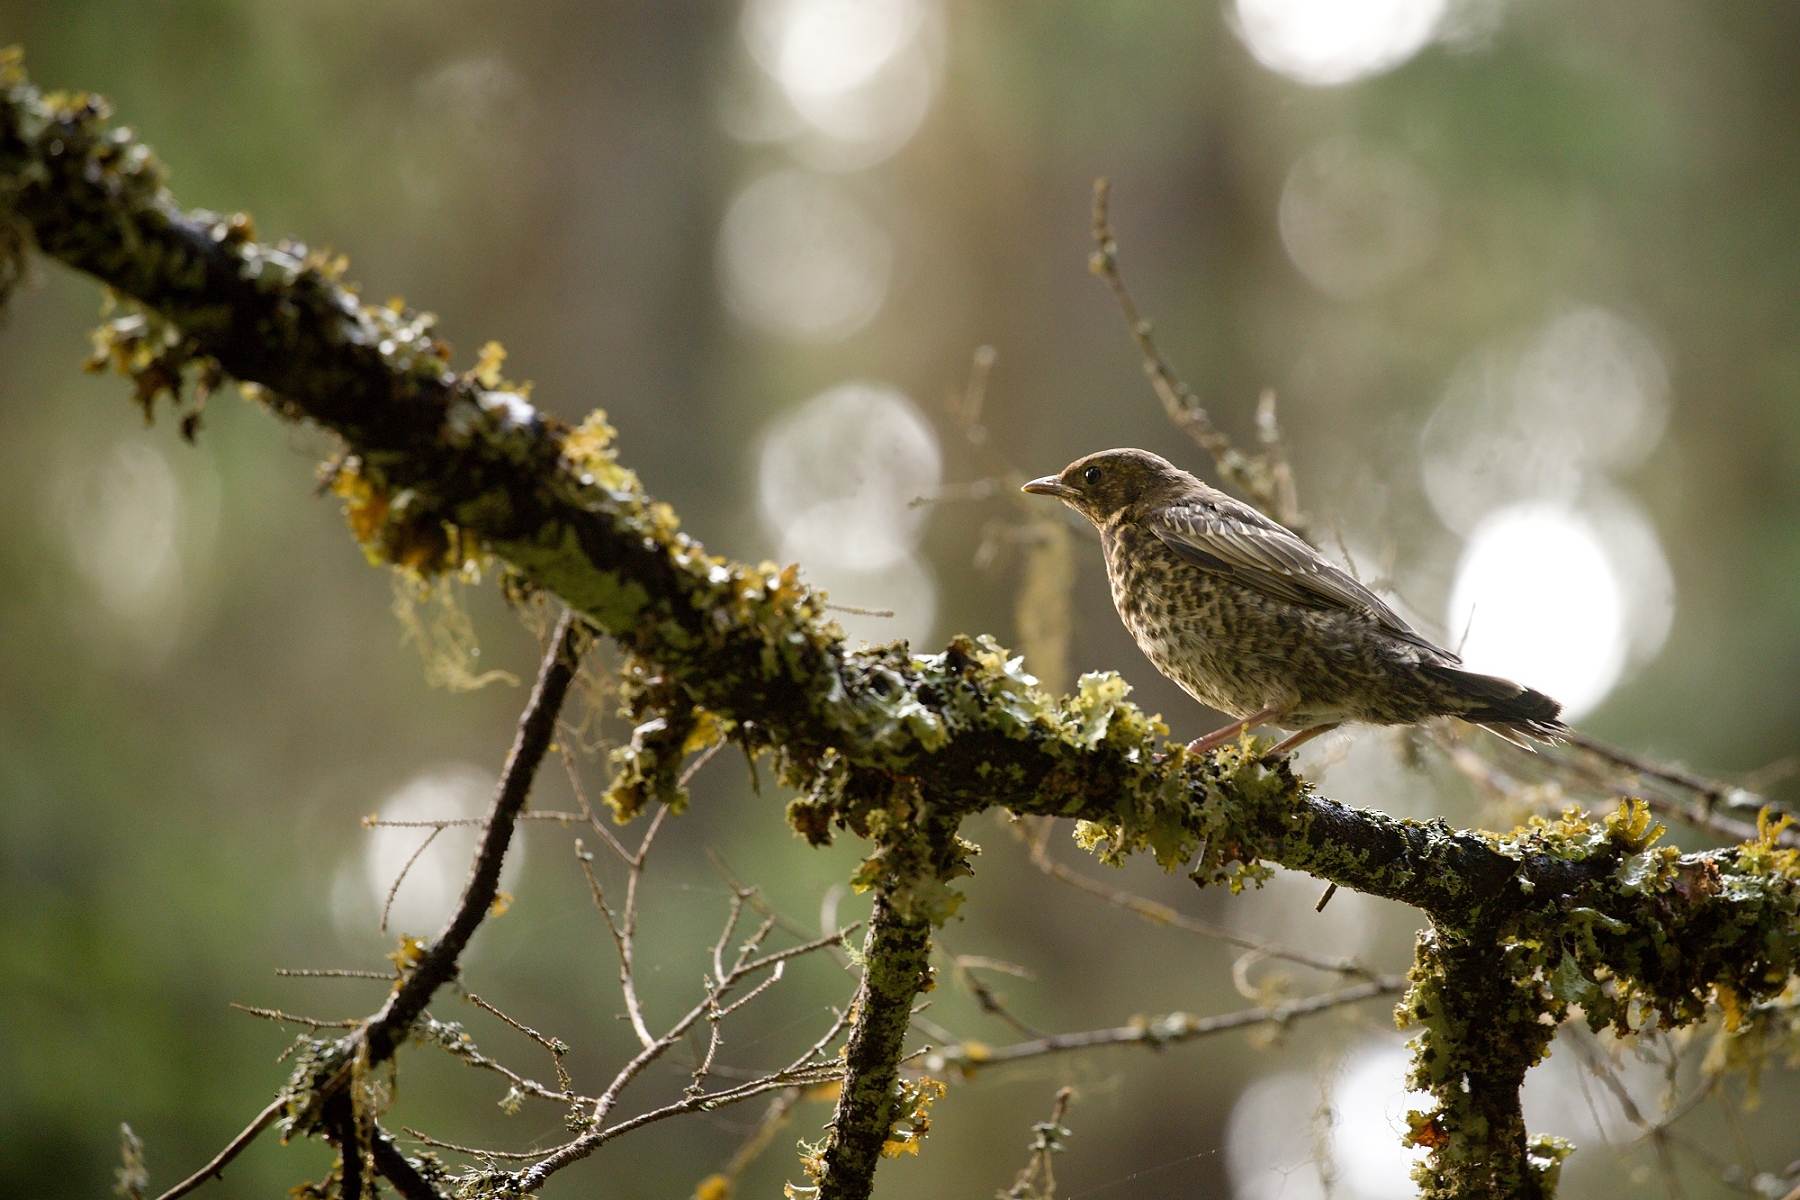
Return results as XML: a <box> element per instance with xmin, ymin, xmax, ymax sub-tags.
<box><xmin>1260</xmin><ymin>724</ymin><xmax>1339</xmax><ymax>763</ymax></box>
<box><xmin>1187</xmin><ymin>706</ymin><xmax>1284</xmax><ymax>756</ymax></box>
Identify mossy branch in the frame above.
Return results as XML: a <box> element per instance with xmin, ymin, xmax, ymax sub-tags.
<box><xmin>3</xmin><ymin>57</ymin><xmax>1797</xmax><ymax>1200</ymax></box>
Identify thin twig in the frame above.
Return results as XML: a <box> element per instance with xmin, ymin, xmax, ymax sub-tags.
<box><xmin>947</xmin><ymin>949</ymin><xmax>1044</xmax><ymax>1040</ymax></box>
<box><xmin>400</xmin><ymin>1129</ymin><xmax>560</xmax><ymax>1161</ymax></box>
<box><xmin>465</xmin><ymin>993</ymin><xmax>573</xmax><ymax>1096</ymax></box>
<box><xmin>935</xmin><ymin>977</ymin><xmax>1405</xmax><ymax>1070</ymax></box>
<box><xmin>274</xmin><ymin>968</ymin><xmax>398</xmax><ymax>980</ymax></box>
<box><xmin>228</xmin><ymin>1004</ymin><xmax>360</xmax><ymax>1029</ymax></box>
<box><xmin>586</xmin><ymin>801</ymin><xmax>671</xmax><ymax>1050</ymax></box>
<box><xmin>1022</xmin><ymin>828</ymin><xmax>1375</xmax><ymax>978</ymax></box>
<box><xmin>414</xmin><ymin>1015</ymin><xmax>581</xmax><ymax>1104</ymax></box>
<box><xmin>364</xmin><ymin>609</ymin><xmax>584</xmax><ymax>1066</ymax></box>
<box><xmin>512</xmin><ymin>922</ymin><xmax>857</xmax><ymax>1191</ymax></box>
<box><xmin>466</xmin><ymin>994</ymin><xmax>565</xmax><ymax>1057</ymax></box>
<box><xmin>1089</xmin><ymin>177</ymin><xmax>1304</xmax><ymax>533</ymax></box>
<box><xmin>821</xmin><ymin>602</ymin><xmax>896</xmax><ymax>618</ymax></box>
<box><xmin>150</xmin><ymin>1096</ymin><xmax>287</xmax><ymax>1200</ymax></box>
<box><xmin>381</xmin><ymin>825</ymin><xmax>444</xmax><ymax>933</ymax></box>
<box><xmin>679</xmin><ymin>738</ymin><xmax>728</xmax><ymax>787</ymax></box>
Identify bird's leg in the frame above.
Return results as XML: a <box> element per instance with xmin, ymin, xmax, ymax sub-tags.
<box><xmin>1187</xmin><ymin>705</ymin><xmax>1285</xmax><ymax>756</ymax></box>
<box><xmin>1263</xmin><ymin>723</ymin><xmax>1340</xmax><ymax>761</ymax></box>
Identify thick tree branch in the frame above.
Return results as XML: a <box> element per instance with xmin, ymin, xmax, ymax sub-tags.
<box><xmin>369</xmin><ymin>1126</ymin><xmax>446</xmax><ymax>1200</ymax></box>
<box><xmin>815</xmin><ymin>892</ymin><xmax>936</xmax><ymax>1200</ymax></box>
<box><xmin>3</xmin><ymin>62</ymin><xmax>1797</xmax><ymax>1200</ymax></box>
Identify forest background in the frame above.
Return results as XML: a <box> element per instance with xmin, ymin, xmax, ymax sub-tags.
<box><xmin>2</xmin><ymin>2</ymin><xmax>1798</xmax><ymax>1198</ymax></box>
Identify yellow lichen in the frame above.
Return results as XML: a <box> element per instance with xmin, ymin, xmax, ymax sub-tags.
<box><xmin>392</xmin><ymin>574</ymin><xmax>519</xmax><ymax>693</ymax></box>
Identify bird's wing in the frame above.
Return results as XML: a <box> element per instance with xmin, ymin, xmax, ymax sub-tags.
<box><xmin>1148</xmin><ymin>499</ymin><xmax>1452</xmax><ymax>658</ymax></box>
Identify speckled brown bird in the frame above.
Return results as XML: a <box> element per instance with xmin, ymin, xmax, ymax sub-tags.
<box><xmin>1023</xmin><ymin>448</ymin><xmax>1567</xmax><ymax>757</ymax></box>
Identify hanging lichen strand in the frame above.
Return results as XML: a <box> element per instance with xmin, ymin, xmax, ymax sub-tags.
<box><xmin>3</xmin><ymin>53</ymin><xmax>1797</xmax><ymax>1200</ymax></box>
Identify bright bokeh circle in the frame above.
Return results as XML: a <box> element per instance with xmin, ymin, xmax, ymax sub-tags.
<box><xmin>1447</xmin><ymin>503</ymin><xmax>1627</xmax><ymax>721</ymax></box>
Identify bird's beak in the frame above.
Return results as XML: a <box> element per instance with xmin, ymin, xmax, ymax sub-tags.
<box><xmin>1022</xmin><ymin>476</ymin><xmax>1077</xmax><ymax>500</ymax></box>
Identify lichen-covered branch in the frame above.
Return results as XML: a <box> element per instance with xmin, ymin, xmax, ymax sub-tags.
<box><xmin>811</xmin><ymin>892</ymin><xmax>936</xmax><ymax>1200</ymax></box>
<box><xmin>3</xmin><ymin>58</ymin><xmax>1798</xmax><ymax>1200</ymax></box>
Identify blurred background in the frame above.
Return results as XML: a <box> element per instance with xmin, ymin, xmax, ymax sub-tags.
<box><xmin>1</xmin><ymin>1</ymin><xmax>1797</xmax><ymax>1197</ymax></box>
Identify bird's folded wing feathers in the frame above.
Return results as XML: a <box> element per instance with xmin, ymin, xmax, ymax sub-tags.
<box><xmin>1148</xmin><ymin>500</ymin><xmax>1454</xmax><ymax>659</ymax></box>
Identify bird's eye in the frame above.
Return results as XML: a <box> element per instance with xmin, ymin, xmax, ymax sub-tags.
<box><xmin>1082</xmin><ymin>465</ymin><xmax>1102</xmax><ymax>486</ymax></box>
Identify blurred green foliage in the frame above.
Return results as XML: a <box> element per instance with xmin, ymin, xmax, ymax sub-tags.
<box><xmin>1</xmin><ymin>2</ymin><xmax>1797</xmax><ymax>1198</ymax></box>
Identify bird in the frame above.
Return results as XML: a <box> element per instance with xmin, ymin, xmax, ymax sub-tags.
<box><xmin>1022</xmin><ymin>448</ymin><xmax>1567</xmax><ymax>758</ymax></box>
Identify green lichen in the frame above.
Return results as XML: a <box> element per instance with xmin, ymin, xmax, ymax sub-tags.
<box><xmin>602</xmin><ymin>657</ymin><xmax>727</xmax><ymax>822</ymax></box>
<box><xmin>6</xmin><ymin>51</ymin><xmax>1800</xmax><ymax>1199</ymax></box>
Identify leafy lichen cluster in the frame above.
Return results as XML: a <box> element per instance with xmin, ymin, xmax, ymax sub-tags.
<box><xmin>3</xmin><ymin>53</ymin><xmax>1798</xmax><ymax>1200</ymax></box>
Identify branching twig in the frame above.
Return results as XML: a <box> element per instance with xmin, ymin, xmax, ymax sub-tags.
<box><xmin>1089</xmin><ymin>178</ymin><xmax>1306</xmax><ymax>533</ymax></box>
<box><xmin>510</xmin><ymin>919</ymin><xmax>858</xmax><ymax>1190</ymax></box>
<box><xmin>998</xmin><ymin>1087</ymin><xmax>1074</xmax><ymax>1200</ymax></box>
<box><xmin>1021</xmin><ymin>822</ymin><xmax>1375</xmax><ymax>978</ymax></box>
<box><xmin>364</xmin><ymin>609</ymin><xmax>583</xmax><ymax>1065</ymax></box>
<box><xmin>575</xmin><ymin>801</ymin><xmax>670</xmax><ymax>1050</ymax></box>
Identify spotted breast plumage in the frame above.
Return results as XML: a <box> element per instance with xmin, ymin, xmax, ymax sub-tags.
<box><xmin>1023</xmin><ymin>447</ymin><xmax>1566</xmax><ymax>757</ymax></box>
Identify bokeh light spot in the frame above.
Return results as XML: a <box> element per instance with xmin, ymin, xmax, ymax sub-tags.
<box><xmin>1278</xmin><ymin>138</ymin><xmax>1439</xmax><ymax>300</ymax></box>
<box><xmin>61</xmin><ymin>440</ymin><xmax>181</xmax><ymax>615</ymax></box>
<box><xmin>1423</xmin><ymin>307</ymin><xmax>1671</xmax><ymax>535</ymax></box>
<box><xmin>718</xmin><ymin>170</ymin><xmax>893</xmax><ymax>341</ymax></box>
<box><xmin>352</xmin><ymin>766</ymin><xmax>523</xmax><ymax>940</ymax></box>
<box><xmin>737</xmin><ymin>0</ymin><xmax>938</xmax><ymax>168</ymax></box>
<box><xmin>758</xmin><ymin>382</ymin><xmax>941</xmax><ymax>646</ymax></box>
<box><xmin>1233</xmin><ymin>0</ymin><xmax>1446</xmax><ymax>87</ymax></box>
<box><xmin>1448</xmin><ymin>503</ymin><xmax>1626</xmax><ymax>721</ymax></box>
<box><xmin>742</xmin><ymin>0</ymin><xmax>921</xmax><ymax>101</ymax></box>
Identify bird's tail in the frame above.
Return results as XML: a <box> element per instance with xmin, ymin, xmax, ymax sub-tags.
<box><xmin>1423</xmin><ymin>664</ymin><xmax>1569</xmax><ymax>748</ymax></box>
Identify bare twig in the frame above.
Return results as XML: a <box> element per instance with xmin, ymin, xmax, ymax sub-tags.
<box><xmin>999</xmin><ymin>1087</ymin><xmax>1074</xmax><ymax>1200</ymax></box>
<box><xmin>510</xmin><ymin>919</ymin><xmax>858</xmax><ymax>1191</ymax></box>
<box><xmin>947</xmin><ymin>950</ymin><xmax>1044</xmax><ymax>1040</ymax></box>
<box><xmin>150</xmin><ymin>1096</ymin><xmax>287</xmax><ymax>1200</ymax></box>
<box><xmin>381</xmin><ymin>824</ymin><xmax>444</xmax><ymax>933</ymax></box>
<box><xmin>466</xmin><ymin>993</ymin><xmax>572</xmax><ymax>1096</ymax></box>
<box><xmin>576</xmin><ymin>801</ymin><xmax>670</xmax><ymax>1050</ymax></box>
<box><xmin>227</xmin><ymin>1004</ymin><xmax>360</xmax><ymax>1029</ymax></box>
<box><xmin>1022</xmin><ymin>826</ymin><xmax>1375</xmax><ymax>978</ymax></box>
<box><xmin>466</xmin><ymin>994</ymin><xmax>564</xmax><ymax>1058</ymax></box>
<box><xmin>935</xmin><ymin>977</ymin><xmax>1405</xmax><ymax>1072</ymax></box>
<box><xmin>274</xmin><ymin>969</ymin><xmax>398</xmax><ymax>980</ymax></box>
<box><xmin>401</xmin><ymin>1130</ymin><xmax>558</xmax><ymax>1161</ymax></box>
<box><xmin>1089</xmin><ymin>178</ymin><xmax>1305</xmax><ymax>534</ymax></box>
<box><xmin>365</xmin><ymin>609</ymin><xmax>584</xmax><ymax>1066</ymax></box>
<box><xmin>822</xmin><ymin>602</ymin><xmax>896</xmax><ymax>618</ymax></box>
<box><xmin>679</xmin><ymin>738</ymin><xmax>728</xmax><ymax>787</ymax></box>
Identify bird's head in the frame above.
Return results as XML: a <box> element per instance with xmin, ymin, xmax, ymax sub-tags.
<box><xmin>1022</xmin><ymin>448</ymin><xmax>1196</xmax><ymax>524</ymax></box>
